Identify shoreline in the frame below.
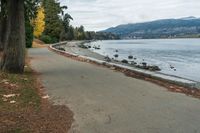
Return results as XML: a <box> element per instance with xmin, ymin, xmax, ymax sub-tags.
<box><xmin>49</xmin><ymin>41</ymin><xmax>200</xmax><ymax>99</ymax></box>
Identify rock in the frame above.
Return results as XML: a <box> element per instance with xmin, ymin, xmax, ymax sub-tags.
<box><xmin>130</xmin><ymin>61</ymin><xmax>137</xmax><ymax>65</ymax></box>
<box><xmin>79</xmin><ymin>44</ymin><xmax>88</xmax><ymax>49</ymax></box>
<box><xmin>115</xmin><ymin>50</ymin><xmax>118</xmax><ymax>52</ymax></box>
<box><xmin>134</xmin><ymin>57</ymin><xmax>137</xmax><ymax>60</ymax></box>
<box><xmin>114</xmin><ymin>54</ymin><xmax>119</xmax><ymax>58</ymax></box>
<box><xmin>136</xmin><ymin>65</ymin><xmax>146</xmax><ymax>69</ymax></box>
<box><xmin>95</xmin><ymin>47</ymin><xmax>100</xmax><ymax>50</ymax></box>
<box><xmin>58</xmin><ymin>47</ymin><xmax>66</xmax><ymax>51</ymax></box>
<box><xmin>128</xmin><ymin>55</ymin><xmax>133</xmax><ymax>59</ymax></box>
<box><xmin>148</xmin><ymin>65</ymin><xmax>161</xmax><ymax>71</ymax></box>
<box><xmin>104</xmin><ymin>56</ymin><xmax>111</xmax><ymax>62</ymax></box>
<box><xmin>121</xmin><ymin>59</ymin><xmax>128</xmax><ymax>64</ymax></box>
<box><xmin>170</xmin><ymin>65</ymin><xmax>175</xmax><ymax>69</ymax></box>
<box><xmin>88</xmin><ymin>46</ymin><xmax>91</xmax><ymax>48</ymax></box>
<box><xmin>142</xmin><ymin>62</ymin><xmax>147</xmax><ymax>66</ymax></box>
<box><xmin>93</xmin><ymin>46</ymin><xmax>101</xmax><ymax>50</ymax></box>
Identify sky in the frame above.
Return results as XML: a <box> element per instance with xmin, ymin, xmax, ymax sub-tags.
<box><xmin>60</xmin><ymin>0</ymin><xmax>200</xmax><ymax>31</ymax></box>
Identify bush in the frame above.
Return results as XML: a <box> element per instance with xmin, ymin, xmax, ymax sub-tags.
<box><xmin>40</xmin><ymin>35</ymin><xmax>58</xmax><ymax>44</ymax></box>
<box><xmin>40</xmin><ymin>35</ymin><xmax>52</xmax><ymax>44</ymax></box>
<box><xmin>25</xmin><ymin>20</ymin><xmax>34</xmax><ymax>48</ymax></box>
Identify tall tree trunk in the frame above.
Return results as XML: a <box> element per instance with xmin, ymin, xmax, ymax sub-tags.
<box><xmin>0</xmin><ymin>17</ymin><xmax>2</xmax><ymax>51</ymax></box>
<box><xmin>0</xmin><ymin>16</ymin><xmax>8</xmax><ymax>51</ymax></box>
<box><xmin>1</xmin><ymin>0</ymin><xmax>25</xmax><ymax>73</ymax></box>
<box><xmin>0</xmin><ymin>0</ymin><xmax>9</xmax><ymax>51</ymax></box>
<box><xmin>0</xmin><ymin>0</ymin><xmax>4</xmax><ymax>51</ymax></box>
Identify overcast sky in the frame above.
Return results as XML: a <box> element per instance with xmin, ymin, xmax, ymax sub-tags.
<box><xmin>60</xmin><ymin>0</ymin><xmax>200</xmax><ymax>31</ymax></box>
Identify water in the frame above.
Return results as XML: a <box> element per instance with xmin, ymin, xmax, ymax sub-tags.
<box><xmin>89</xmin><ymin>39</ymin><xmax>200</xmax><ymax>82</ymax></box>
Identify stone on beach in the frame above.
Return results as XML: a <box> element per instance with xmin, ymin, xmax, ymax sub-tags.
<box><xmin>128</xmin><ymin>55</ymin><xmax>133</xmax><ymax>59</ymax></box>
<box><xmin>114</xmin><ymin>54</ymin><xmax>119</xmax><ymax>58</ymax></box>
<box><xmin>104</xmin><ymin>56</ymin><xmax>111</xmax><ymax>62</ymax></box>
<box><xmin>58</xmin><ymin>47</ymin><xmax>66</xmax><ymax>51</ymax></box>
<box><xmin>121</xmin><ymin>59</ymin><xmax>129</xmax><ymax>64</ymax></box>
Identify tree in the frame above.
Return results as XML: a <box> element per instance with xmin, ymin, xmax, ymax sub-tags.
<box><xmin>26</xmin><ymin>19</ymin><xmax>34</xmax><ymax>48</ymax></box>
<box><xmin>42</xmin><ymin>0</ymin><xmax>63</xmax><ymax>42</ymax></box>
<box><xmin>77</xmin><ymin>26</ymin><xmax>86</xmax><ymax>40</ymax></box>
<box><xmin>0</xmin><ymin>0</ymin><xmax>8</xmax><ymax>51</ymax></box>
<box><xmin>66</xmin><ymin>26</ymin><xmax>75</xmax><ymax>40</ymax></box>
<box><xmin>34</xmin><ymin>6</ymin><xmax>45</xmax><ymax>38</ymax></box>
<box><xmin>1</xmin><ymin>0</ymin><xmax>26</xmax><ymax>73</ymax></box>
<box><xmin>25</xmin><ymin>0</ymin><xmax>40</xmax><ymax>48</ymax></box>
<box><xmin>62</xmin><ymin>13</ymin><xmax>73</xmax><ymax>32</ymax></box>
<box><xmin>0</xmin><ymin>0</ymin><xmax>41</xmax><ymax>73</ymax></box>
<box><xmin>60</xmin><ymin>13</ymin><xmax>73</xmax><ymax>41</ymax></box>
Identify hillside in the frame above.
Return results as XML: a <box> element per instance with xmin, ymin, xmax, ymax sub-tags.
<box><xmin>103</xmin><ymin>17</ymin><xmax>200</xmax><ymax>39</ymax></box>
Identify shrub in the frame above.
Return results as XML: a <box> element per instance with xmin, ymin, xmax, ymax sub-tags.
<box><xmin>40</xmin><ymin>34</ymin><xmax>59</xmax><ymax>44</ymax></box>
<box><xmin>40</xmin><ymin>35</ymin><xmax>52</xmax><ymax>44</ymax></box>
<box><xmin>25</xmin><ymin>20</ymin><xmax>34</xmax><ymax>48</ymax></box>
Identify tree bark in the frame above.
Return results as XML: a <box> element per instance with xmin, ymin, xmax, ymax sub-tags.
<box><xmin>0</xmin><ymin>0</ymin><xmax>3</xmax><ymax>51</ymax></box>
<box><xmin>1</xmin><ymin>0</ymin><xmax>25</xmax><ymax>73</ymax></box>
<box><xmin>0</xmin><ymin>0</ymin><xmax>9</xmax><ymax>51</ymax></box>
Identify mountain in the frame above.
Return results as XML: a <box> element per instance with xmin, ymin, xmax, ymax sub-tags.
<box><xmin>103</xmin><ymin>17</ymin><xmax>200</xmax><ymax>39</ymax></box>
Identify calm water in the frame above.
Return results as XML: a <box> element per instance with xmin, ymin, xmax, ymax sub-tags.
<box><xmin>90</xmin><ymin>39</ymin><xmax>200</xmax><ymax>82</ymax></box>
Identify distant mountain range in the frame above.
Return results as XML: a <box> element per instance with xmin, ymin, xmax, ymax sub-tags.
<box><xmin>102</xmin><ymin>17</ymin><xmax>200</xmax><ymax>39</ymax></box>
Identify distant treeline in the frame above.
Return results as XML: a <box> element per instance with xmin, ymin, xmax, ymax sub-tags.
<box><xmin>104</xmin><ymin>17</ymin><xmax>200</xmax><ymax>39</ymax></box>
<box><xmin>32</xmin><ymin>0</ymin><xmax>119</xmax><ymax>44</ymax></box>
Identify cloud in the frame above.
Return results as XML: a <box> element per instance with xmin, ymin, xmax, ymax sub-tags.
<box><xmin>60</xmin><ymin>0</ymin><xmax>200</xmax><ymax>31</ymax></box>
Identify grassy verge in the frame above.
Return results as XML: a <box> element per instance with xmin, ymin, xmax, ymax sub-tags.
<box><xmin>0</xmin><ymin>58</ymin><xmax>73</xmax><ymax>133</ymax></box>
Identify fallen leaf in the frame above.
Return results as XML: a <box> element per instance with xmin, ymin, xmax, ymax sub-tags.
<box><xmin>10</xmin><ymin>100</ymin><xmax>16</xmax><ymax>104</ymax></box>
<box><xmin>42</xmin><ymin>95</ymin><xmax>50</xmax><ymax>99</ymax></box>
<box><xmin>3</xmin><ymin>94</ymin><xmax>18</xmax><ymax>98</ymax></box>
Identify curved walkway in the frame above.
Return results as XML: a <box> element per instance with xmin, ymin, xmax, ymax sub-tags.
<box><xmin>29</xmin><ymin>47</ymin><xmax>200</xmax><ymax>133</ymax></box>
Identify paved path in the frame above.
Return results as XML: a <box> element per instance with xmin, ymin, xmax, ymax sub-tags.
<box><xmin>29</xmin><ymin>48</ymin><xmax>200</xmax><ymax>133</ymax></box>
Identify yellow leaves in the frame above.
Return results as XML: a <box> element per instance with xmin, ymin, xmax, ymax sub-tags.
<box><xmin>33</xmin><ymin>6</ymin><xmax>45</xmax><ymax>38</ymax></box>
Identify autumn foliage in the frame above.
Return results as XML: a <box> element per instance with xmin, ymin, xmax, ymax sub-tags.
<box><xmin>34</xmin><ymin>6</ymin><xmax>45</xmax><ymax>38</ymax></box>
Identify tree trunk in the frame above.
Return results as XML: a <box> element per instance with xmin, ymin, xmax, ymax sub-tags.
<box><xmin>0</xmin><ymin>0</ymin><xmax>4</xmax><ymax>51</ymax></box>
<box><xmin>0</xmin><ymin>16</ymin><xmax>8</xmax><ymax>51</ymax></box>
<box><xmin>1</xmin><ymin>0</ymin><xmax>25</xmax><ymax>73</ymax></box>
<box><xmin>0</xmin><ymin>17</ymin><xmax>2</xmax><ymax>51</ymax></box>
<box><xmin>0</xmin><ymin>0</ymin><xmax>9</xmax><ymax>51</ymax></box>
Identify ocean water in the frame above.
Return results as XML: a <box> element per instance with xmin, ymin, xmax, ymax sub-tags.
<box><xmin>89</xmin><ymin>39</ymin><xmax>200</xmax><ymax>82</ymax></box>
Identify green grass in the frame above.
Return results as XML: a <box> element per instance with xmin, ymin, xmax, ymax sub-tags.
<box><xmin>7</xmin><ymin>128</ymin><xmax>23</xmax><ymax>133</ymax></box>
<box><xmin>0</xmin><ymin>66</ymin><xmax>41</xmax><ymax>111</ymax></box>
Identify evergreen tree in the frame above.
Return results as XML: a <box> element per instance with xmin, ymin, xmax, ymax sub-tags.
<box><xmin>42</xmin><ymin>0</ymin><xmax>63</xmax><ymax>43</ymax></box>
